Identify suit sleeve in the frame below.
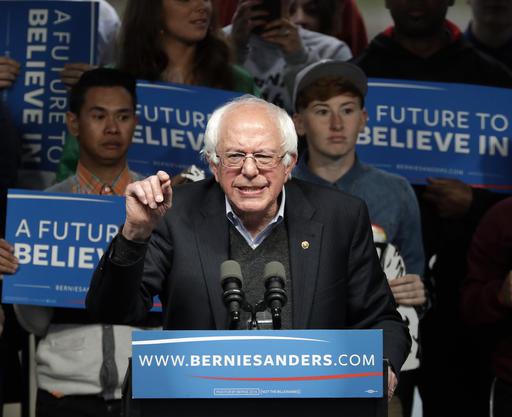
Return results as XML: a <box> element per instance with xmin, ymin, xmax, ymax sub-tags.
<box><xmin>346</xmin><ymin>201</ymin><xmax>411</xmax><ymax>374</ymax></box>
<box><xmin>86</xmin><ymin>218</ymin><xmax>173</xmax><ymax>325</ymax></box>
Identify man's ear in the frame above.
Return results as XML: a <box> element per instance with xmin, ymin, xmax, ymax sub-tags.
<box><xmin>66</xmin><ymin>111</ymin><xmax>79</xmax><ymax>138</ymax></box>
<box><xmin>284</xmin><ymin>153</ymin><xmax>298</xmax><ymax>181</ymax></box>
<box><xmin>359</xmin><ymin>109</ymin><xmax>369</xmax><ymax>133</ymax></box>
<box><xmin>209</xmin><ymin>159</ymin><xmax>220</xmax><ymax>183</ymax></box>
<box><xmin>292</xmin><ymin>112</ymin><xmax>306</xmax><ymax>136</ymax></box>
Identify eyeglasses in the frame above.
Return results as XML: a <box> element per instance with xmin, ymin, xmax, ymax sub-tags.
<box><xmin>217</xmin><ymin>152</ymin><xmax>286</xmax><ymax>169</ymax></box>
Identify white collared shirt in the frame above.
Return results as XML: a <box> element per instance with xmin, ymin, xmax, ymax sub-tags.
<box><xmin>225</xmin><ymin>188</ymin><xmax>286</xmax><ymax>249</ymax></box>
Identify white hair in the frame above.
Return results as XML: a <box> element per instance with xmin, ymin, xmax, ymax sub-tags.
<box><xmin>202</xmin><ymin>95</ymin><xmax>298</xmax><ymax>166</ymax></box>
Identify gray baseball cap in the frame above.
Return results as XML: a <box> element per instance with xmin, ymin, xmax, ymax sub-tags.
<box><xmin>292</xmin><ymin>59</ymin><xmax>368</xmax><ymax>111</ymax></box>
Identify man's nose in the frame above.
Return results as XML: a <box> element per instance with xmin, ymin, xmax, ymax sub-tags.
<box><xmin>193</xmin><ymin>0</ymin><xmax>209</xmax><ymax>13</ymax></box>
<box><xmin>241</xmin><ymin>156</ymin><xmax>259</xmax><ymax>178</ymax></box>
<box><xmin>105</xmin><ymin>116</ymin><xmax>119</xmax><ymax>133</ymax></box>
<box><xmin>330</xmin><ymin>113</ymin><xmax>343</xmax><ymax>130</ymax></box>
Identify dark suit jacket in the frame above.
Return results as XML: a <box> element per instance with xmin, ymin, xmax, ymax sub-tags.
<box><xmin>87</xmin><ymin>178</ymin><xmax>410</xmax><ymax>373</ymax></box>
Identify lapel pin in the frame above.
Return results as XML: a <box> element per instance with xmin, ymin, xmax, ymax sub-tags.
<box><xmin>301</xmin><ymin>241</ymin><xmax>310</xmax><ymax>250</ymax></box>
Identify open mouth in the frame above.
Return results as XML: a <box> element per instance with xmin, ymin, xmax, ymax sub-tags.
<box><xmin>190</xmin><ymin>18</ymin><xmax>209</xmax><ymax>27</ymax></box>
<box><xmin>236</xmin><ymin>186</ymin><xmax>266</xmax><ymax>195</ymax></box>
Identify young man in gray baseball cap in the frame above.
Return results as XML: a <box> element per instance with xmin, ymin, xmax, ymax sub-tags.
<box><xmin>292</xmin><ymin>59</ymin><xmax>427</xmax><ymax>416</ymax></box>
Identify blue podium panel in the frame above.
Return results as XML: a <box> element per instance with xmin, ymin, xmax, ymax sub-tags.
<box><xmin>132</xmin><ymin>330</ymin><xmax>383</xmax><ymax>399</ymax></box>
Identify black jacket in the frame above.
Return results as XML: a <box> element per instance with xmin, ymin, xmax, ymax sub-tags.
<box><xmin>87</xmin><ymin>178</ymin><xmax>410</xmax><ymax>373</ymax></box>
<box><xmin>353</xmin><ymin>22</ymin><xmax>512</xmax><ymax>88</ymax></box>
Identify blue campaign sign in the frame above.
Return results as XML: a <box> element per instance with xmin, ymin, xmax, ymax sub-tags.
<box><xmin>2</xmin><ymin>189</ymin><xmax>122</xmax><ymax>308</ymax></box>
<box><xmin>359</xmin><ymin>79</ymin><xmax>512</xmax><ymax>191</ymax></box>
<box><xmin>2</xmin><ymin>189</ymin><xmax>163</xmax><ymax>311</ymax></box>
<box><xmin>0</xmin><ymin>0</ymin><xmax>98</xmax><ymax>178</ymax></box>
<box><xmin>129</xmin><ymin>82</ymin><xmax>242</xmax><ymax>177</ymax></box>
<box><xmin>132</xmin><ymin>330</ymin><xmax>383</xmax><ymax>399</ymax></box>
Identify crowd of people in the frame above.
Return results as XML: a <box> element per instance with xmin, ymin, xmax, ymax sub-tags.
<box><xmin>0</xmin><ymin>1</ymin><xmax>511</xmax><ymax>417</ymax></box>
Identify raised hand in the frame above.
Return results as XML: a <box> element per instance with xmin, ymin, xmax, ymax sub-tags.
<box><xmin>230</xmin><ymin>0</ymin><xmax>269</xmax><ymax>49</ymax></box>
<box><xmin>122</xmin><ymin>171</ymin><xmax>173</xmax><ymax>241</ymax></box>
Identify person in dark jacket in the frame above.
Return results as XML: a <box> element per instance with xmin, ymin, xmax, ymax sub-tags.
<box><xmin>465</xmin><ymin>0</ymin><xmax>512</xmax><ymax>70</ymax></box>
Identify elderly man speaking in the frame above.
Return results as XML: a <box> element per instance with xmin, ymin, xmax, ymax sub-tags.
<box><xmin>86</xmin><ymin>96</ymin><xmax>410</xmax><ymax>402</ymax></box>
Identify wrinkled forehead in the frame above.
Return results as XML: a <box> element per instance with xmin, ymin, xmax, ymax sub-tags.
<box><xmin>217</xmin><ymin>104</ymin><xmax>283</xmax><ymax>149</ymax></box>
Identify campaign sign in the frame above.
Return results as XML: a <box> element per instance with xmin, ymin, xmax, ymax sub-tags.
<box><xmin>2</xmin><ymin>189</ymin><xmax>122</xmax><ymax>308</ymax></box>
<box><xmin>359</xmin><ymin>79</ymin><xmax>512</xmax><ymax>191</ymax></box>
<box><xmin>132</xmin><ymin>329</ymin><xmax>383</xmax><ymax>399</ymax></box>
<box><xmin>130</xmin><ymin>82</ymin><xmax>242</xmax><ymax>177</ymax></box>
<box><xmin>0</xmin><ymin>1</ymin><xmax>98</xmax><ymax>181</ymax></box>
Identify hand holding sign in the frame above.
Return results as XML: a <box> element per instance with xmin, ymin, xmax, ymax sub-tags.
<box><xmin>123</xmin><ymin>171</ymin><xmax>173</xmax><ymax>241</ymax></box>
<box><xmin>0</xmin><ymin>238</ymin><xmax>18</xmax><ymax>275</ymax></box>
<box><xmin>60</xmin><ymin>62</ymin><xmax>96</xmax><ymax>88</ymax></box>
<box><xmin>388</xmin><ymin>274</ymin><xmax>426</xmax><ymax>307</ymax></box>
<box><xmin>0</xmin><ymin>56</ymin><xmax>20</xmax><ymax>89</ymax></box>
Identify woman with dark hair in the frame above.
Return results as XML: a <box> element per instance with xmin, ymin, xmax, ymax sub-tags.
<box><xmin>58</xmin><ymin>0</ymin><xmax>257</xmax><ymax>181</ymax></box>
<box><xmin>117</xmin><ymin>0</ymin><xmax>252</xmax><ymax>90</ymax></box>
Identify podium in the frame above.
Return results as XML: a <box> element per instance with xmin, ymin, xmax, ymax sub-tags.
<box><xmin>123</xmin><ymin>330</ymin><xmax>388</xmax><ymax>417</ymax></box>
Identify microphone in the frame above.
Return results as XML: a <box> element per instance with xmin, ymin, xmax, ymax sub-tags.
<box><xmin>220</xmin><ymin>260</ymin><xmax>245</xmax><ymax>329</ymax></box>
<box><xmin>263</xmin><ymin>261</ymin><xmax>287</xmax><ymax>330</ymax></box>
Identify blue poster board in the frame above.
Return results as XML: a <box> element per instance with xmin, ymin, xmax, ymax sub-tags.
<box><xmin>129</xmin><ymin>82</ymin><xmax>242</xmax><ymax>177</ymax></box>
<box><xmin>360</xmin><ymin>79</ymin><xmax>512</xmax><ymax>191</ymax></box>
<box><xmin>2</xmin><ymin>189</ymin><xmax>162</xmax><ymax>310</ymax></box>
<box><xmin>132</xmin><ymin>330</ymin><xmax>383</xmax><ymax>399</ymax></box>
<box><xmin>0</xmin><ymin>0</ymin><xmax>98</xmax><ymax>177</ymax></box>
<box><xmin>2</xmin><ymin>189</ymin><xmax>122</xmax><ymax>308</ymax></box>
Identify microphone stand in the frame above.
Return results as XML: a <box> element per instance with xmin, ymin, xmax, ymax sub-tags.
<box><xmin>244</xmin><ymin>300</ymin><xmax>267</xmax><ymax>330</ymax></box>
